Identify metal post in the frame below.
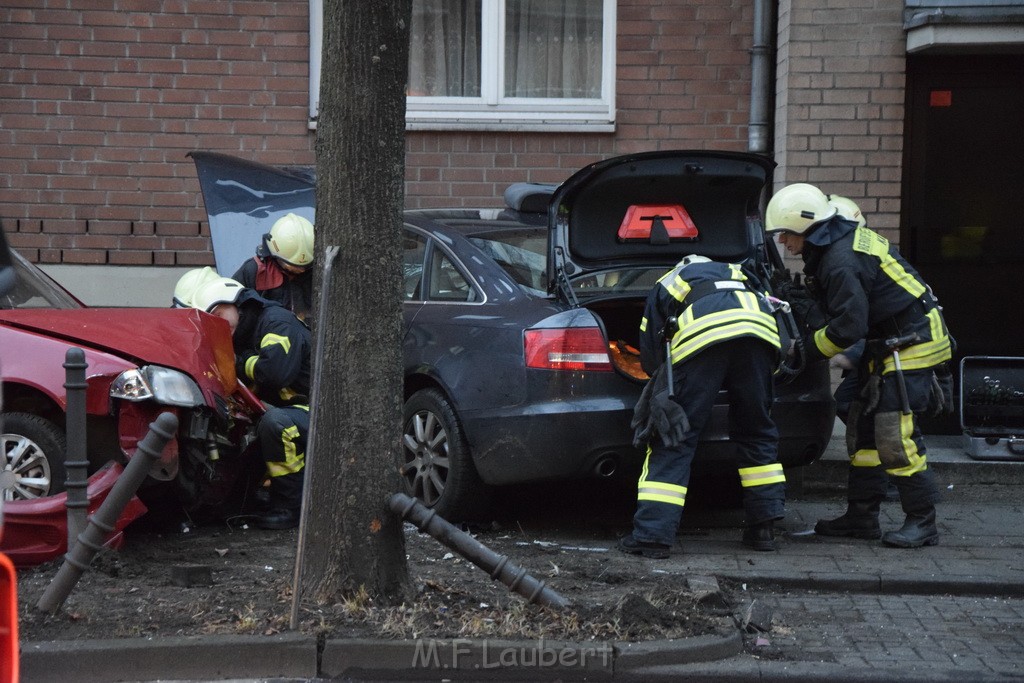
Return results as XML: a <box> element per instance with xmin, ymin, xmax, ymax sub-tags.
<box><xmin>390</xmin><ymin>493</ymin><xmax>569</xmax><ymax>610</ymax></box>
<box><xmin>290</xmin><ymin>245</ymin><xmax>339</xmax><ymax>630</ymax></box>
<box><xmin>63</xmin><ymin>348</ymin><xmax>89</xmax><ymax>552</ymax></box>
<box><xmin>36</xmin><ymin>412</ymin><xmax>177</xmax><ymax>614</ymax></box>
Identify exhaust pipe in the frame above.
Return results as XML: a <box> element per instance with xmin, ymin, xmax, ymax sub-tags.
<box><xmin>593</xmin><ymin>455</ymin><xmax>617</xmax><ymax>478</ymax></box>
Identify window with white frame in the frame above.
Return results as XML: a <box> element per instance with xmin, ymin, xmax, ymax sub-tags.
<box><xmin>308</xmin><ymin>0</ymin><xmax>617</xmax><ymax>132</ymax></box>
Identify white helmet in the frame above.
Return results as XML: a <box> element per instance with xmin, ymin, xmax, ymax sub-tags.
<box><xmin>679</xmin><ymin>254</ymin><xmax>712</xmax><ymax>269</ymax></box>
<box><xmin>191</xmin><ymin>277</ymin><xmax>245</xmax><ymax>313</ymax></box>
<box><xmin>172</xmin><ymin>266</ymin><xmax>219</xmax><ymax>308</ymax></box>
<box><xmin>765</xmin><ymin>183</ymin><xmax>837</xmax><ymax>235</ymax></box>
<box><xmin>827</xmin><ymin>195</ymin><xmax>866</xmax><ymax>228</ymax></box>
<box><xmin>267</xmin><ymin>213</ymin><xmax>315</xmax><ymax>268</ymax></box>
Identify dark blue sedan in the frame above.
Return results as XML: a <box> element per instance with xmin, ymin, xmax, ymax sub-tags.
<box><xmin>192</xmin><ymin>150</ymin><xmax>835</xmax><ymax>520</ymax></box>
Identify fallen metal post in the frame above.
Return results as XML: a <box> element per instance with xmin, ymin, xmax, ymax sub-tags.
<box><xmin>389</xmin><ymin>492</ymin><xmax>569</xmax><ymax>610</ymax></box>
<box><xmin>36</xmin><ymin>412</ymin><xmax>177</xmax><ymax>614</ymax></box>
<box><xmin>63</xmin><ymin>348</ymin><xmax>89</xmax><ymax>552</ymax></box>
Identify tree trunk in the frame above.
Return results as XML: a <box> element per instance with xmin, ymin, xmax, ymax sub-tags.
<box><xmin>296</xmin><ymin>0</ymin><xmax>413</xmax><ymax>608</ymax></box>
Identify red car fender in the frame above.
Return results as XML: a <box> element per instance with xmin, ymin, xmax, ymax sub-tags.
<box><xmin>0</xmin><ymin>463</ymin><xmax>147</xmax><ymax>568</ymax></box>
<box><xmin>117</xmin><ymin>402</ymin><xmax>180</xmax><ymax>480</ymax></box>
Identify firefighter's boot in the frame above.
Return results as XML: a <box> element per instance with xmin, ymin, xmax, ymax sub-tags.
<box><xmin>742</xmin><ymin>520</ymin><xmax>777</xmax><ymax>551</ymax></box>
<box><xmin>882</xmin><ymin>469</ymin><xmax>940</xmax><ymax>548</ymax></box>
<box><xmin>257</xmin><ymin>472</ymin><xmax>303</xmax><ymax>530</ymax></box>
<box><xmin>882</xmin><ymin>507</ymin><xmax>938</xmax><ymax>548</ymax></box>
<box><xmin>814</xmin><ymin>498</ymin><xmax>882</xmax><ymax>539</ymax></box>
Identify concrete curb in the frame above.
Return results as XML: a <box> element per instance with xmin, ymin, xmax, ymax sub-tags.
<box><xmin>20</xmin><ymin>629</ymin><xmax>743</xmax><ymax>682</ymax></box>
<box><xmin>19</xmin><ymin>632</ymin><xmax>318</xmax><ymax>683</ymax></box>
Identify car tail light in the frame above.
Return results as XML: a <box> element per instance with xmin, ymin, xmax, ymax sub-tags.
<box><xmin>524</xmin><ymin>328</ymin><xmax>612</xmax><ymax>371</ymax></box>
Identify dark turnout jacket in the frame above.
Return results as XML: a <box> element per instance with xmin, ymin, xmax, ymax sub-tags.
<box><xmin>232</xmin><ymin>290</ymin><xmax>312</xmax><ymax>406</ymax></box>
<box><xmin>799</xmin><ymin>217</ymin><xmax>952</xmax><ymax>372</ymax></box>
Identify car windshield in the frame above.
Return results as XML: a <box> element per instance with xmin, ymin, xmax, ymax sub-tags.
<box><xmin>0</xmin><ymin>251</ymin><xmax>81</xmax><ymax>310</ymax></box>
<box><xmin>467</xmin><ymin>230</ymin><xmax>547</xmax><ymax>295</ymax></box>
<box><xmin>570</xmin><ymin>267</ymin><xmax>668</xmax><ymax>296</ymax></box>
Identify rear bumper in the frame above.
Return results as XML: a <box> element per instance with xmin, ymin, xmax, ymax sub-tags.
<box><xmin>461</xmin><ymin>393</ymin><xmax>835</xmax><ymax>486</ymax></box>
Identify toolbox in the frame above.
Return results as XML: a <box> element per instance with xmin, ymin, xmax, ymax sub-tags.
<box><xmin>959</xmin><ymin>356</ymin><xmax>1024</xmax><ymax>461</ymax></box>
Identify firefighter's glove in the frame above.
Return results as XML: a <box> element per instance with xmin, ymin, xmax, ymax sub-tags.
<box><xmin>632</xmin><ymin>364</ymin><xmax>690</xmax><ymax>449</ymax></box>
<box><xmin>928</xmin><ymin>363</ymin><xmax>955</xmax><ymax>417</ymax></box>
<box><xmin>235</xmin><ymin>351</ymin><xmax>257</xmax><ymax>385</ymax></box>
<box><xmin>860</xmin><ymin>373</ymin><xmax>882</xmax><ymax>414</ymax></box>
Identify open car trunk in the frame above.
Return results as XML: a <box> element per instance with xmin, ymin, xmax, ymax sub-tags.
<box><xmin>587</xmin><ymin>298</ymin><xmax>650</xmax><ymax>380</ymax></box>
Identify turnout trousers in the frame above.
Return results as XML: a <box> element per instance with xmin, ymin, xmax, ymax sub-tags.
<box><xmin>845</xmin><ymin>367</ymin><xmax>940</xmax><ymax>514</ymax></box>
<box><xmin>632</xmin><ymin>338</ymin><xmax>785</xmax><ymax>546</ymax></box>
<box><xmin>257</xmin><ymin>404</ymin><xmax>309</xmax><ymax>512</ymax></box>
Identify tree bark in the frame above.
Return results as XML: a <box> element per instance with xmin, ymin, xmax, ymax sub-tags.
<box><xmin>296</xmin><ymin>0</ymin><xmax>413</xmax><ymax>607</ymax></box>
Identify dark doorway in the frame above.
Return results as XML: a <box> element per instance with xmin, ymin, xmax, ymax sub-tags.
<box><xmin>902</xmin><ymin>54</ymin><xmax>1024</xmax><ymax>432</ymax></box>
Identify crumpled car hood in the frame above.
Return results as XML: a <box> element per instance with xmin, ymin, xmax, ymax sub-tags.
<box><xmin>0</xmin><ymin>307</ymin><xmax>238</xmax><ymax>397</ymax></box>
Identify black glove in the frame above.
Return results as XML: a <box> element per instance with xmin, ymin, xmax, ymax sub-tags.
<box><xmin>927</xmin><ymin>364</ymin><xmax>955</xmax><ymax>417</ymax></box>
<box><xmin>860</xmin><ymin>373</ymin><xmax>882</xmax><ymax>414</ymax></box>
<box><xmin>631</xmin><ymin>364</ymin><xmax>690</xmax><ymax>449</ymax></box>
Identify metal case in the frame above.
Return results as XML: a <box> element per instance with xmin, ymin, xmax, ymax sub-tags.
<box><xmin>960</xmin><ymin>356</ymin><xmax>1024</xmax><ymax>461</ymax></box>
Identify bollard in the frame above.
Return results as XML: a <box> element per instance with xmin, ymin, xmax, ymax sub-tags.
<box><xmin>389</xmin><ymin>493</ymin><xmax>569</xmax><ymax>609</ymax></box>
<box><xmin>63</xmin><ymin>348</ymin><xmax>89</xmax><ymax>552</ymax></box>
<box><xmin>36</xmin><ymin>412</ymin><xmax>178</xmax><ymax>614</ymax></box>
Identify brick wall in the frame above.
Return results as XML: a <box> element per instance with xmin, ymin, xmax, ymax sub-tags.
<box><xmin>405</xmin><ymin>0</ymin><xmax>757</xmax><ymax>210</ymax></box>
<box><xmin>0</xmin><ymin>1</ymin><xmax>315</xmax><ymax>267</ymax></box>
<box><xmin>2</xmin><ymin>1</ymin><xmax>756</xmax><ymax>264</ymax></box>
<box><xmin>774</xmin><ymin>0</ymin><xmax>906</xmax><ymax>243</ymax></box>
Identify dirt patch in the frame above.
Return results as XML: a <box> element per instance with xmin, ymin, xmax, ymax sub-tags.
<box><xmin>16</xmin><ymin>514</ymin><xmax>737</xmax><ymax>644</ymax></box>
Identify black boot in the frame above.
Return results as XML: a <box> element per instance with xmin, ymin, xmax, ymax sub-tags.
<box><xmin>882</xmin><ymin>507</ymin><xmax>938</xmax><ymax>548</ymax></box>
<box><xmin>742</xmin><ymin>521</ymin><xmax>777</xmax><ymax>551</ymax></box>
<box><xmin>257</xmin><ymin>473</ymin><xmax>303</xmax><ymax>530</ymax></box>
<box><xmin>814</xmin><ymin>498</ymin><xmax>882</xmax><ymax>539</ymax></box>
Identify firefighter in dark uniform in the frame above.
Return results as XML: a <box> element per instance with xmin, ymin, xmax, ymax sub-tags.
<box><xmin>619</xmin><ymin>255</ymin><xmax>786</xmax><ymax>559</ymax></box>
<box><xmin>191</xmin><ymin>276</ymin><xmax>312</xmax><ymax>530</ymax></box>
<box><xmin>766</xmin><ymin>183</ymin><xmax>954</xmax><ymax>548</ymax></box>
<box><xmin>232</xmin><ymin>212</ymin><xmax>315</xmax><ymax>325</ymax></box>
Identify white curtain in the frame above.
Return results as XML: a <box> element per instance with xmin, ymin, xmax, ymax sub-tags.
<box><xmin>409</xmin><ymin>0</ymin><xmax>481</xmax><ymax>97</ymax></box>
<box><xmin>505</xmin><ymin>0</ymin><xmax>603</xmax><ymax>99</ymax></box>
<box><xmin>409</xmin><ymin>0</ymin><xmax>603</xmax><ymax>100</ymax></box>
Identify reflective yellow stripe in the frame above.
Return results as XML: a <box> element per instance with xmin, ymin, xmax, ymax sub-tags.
<box><xmin>814</xmin><ymin>327</ymin><xmax>844</xmax><ymax>357</ymax></box>
<box><xmin>851</xmin><ymin>449</ymin><xmax>882</xmax><ymax>467</ymax></box>
<box><xmin>244</xmin><ymin>355</ymin><xmax>258</xmax><ymax>381</ymax></box>
<box><xmin>885</xmin><ymin>412</ymin><xmax>928</xmax><ymax>477</ymax></box>
<box><xmin>266</xmin><ymin>423</ymin><xmax>305</xmax><ymax>477</ymax></box>
<box><xmin>637</xmin><ymin>449</ymin><xmax>687</xmax><ymax>507</ymax></box>
<box><xmin>738</xmin><ymin>463</ymin><xmax>785</xmax><ymax>487</ymax></box>
<box><xmin>878</xmin><ymin>337</ymin><xmax>952</xmax><ymax>374</ymax></box>
<box><xmin>640</xmin><ymin>316</ymin><xmax>648</xmax><ymax>333</ymax></box>
<box><xmin>670</xmin><ymin>308</ymin><xmax>780</xmax><ymax>361</ymax></box>
<box><xmin>852</xmin><ymin>227</ymin><xmax>926</xmax><ymax>298</ymax></box>
<box><xmin>663</xmin><ymin>273</ymin><xmax>692</xmax><ymax>302</ymax></box>
<box><xmin>261</xmin><ymin>332</ymin><xmax>291</xmax><ymax>354</ymax></box>
<box><xmin>637</xmin><ymin>483</ymin><xmax>687</xmax><ymax>507</ymax></box>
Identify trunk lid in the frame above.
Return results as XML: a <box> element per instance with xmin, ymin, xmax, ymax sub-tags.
<box><xmin>546</xmin><ymin>150</ymin><xmax>775</xmax><ymax>301</ymax></box>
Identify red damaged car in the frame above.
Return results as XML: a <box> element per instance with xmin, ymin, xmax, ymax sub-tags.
<box><xmin>0</xmin><ymin>229</ymin><xmax>264</xmax><ymax>564</ymax></box>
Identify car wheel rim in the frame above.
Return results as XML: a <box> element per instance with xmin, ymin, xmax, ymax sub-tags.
<box><xmin>401</xmin><ymin>410</ymin><xmax>450</xmax><ymax>507</ymax></box>
<box><xmin>1</xmin><ymin>432</ymin><xmax>54</xmax><ymax>501</ymax></box>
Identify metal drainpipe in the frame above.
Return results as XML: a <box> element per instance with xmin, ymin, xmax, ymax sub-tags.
<box><xmin>749</xmin><ymin>0</ymin><xmax>776</xmax><ymax>156</ymax></box>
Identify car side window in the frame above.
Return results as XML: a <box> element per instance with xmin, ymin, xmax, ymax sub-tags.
<box><xmin>403</xmin><ymin>231</ymin><xmax>427</xmax><ymax>301</ymax></box>
<box><xmin>427</xmin><ymin>250</ymin><xmax>477</xmax><ymax>302</ymax></box>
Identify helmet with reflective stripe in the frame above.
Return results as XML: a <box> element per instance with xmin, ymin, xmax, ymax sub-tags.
<box><xmin>679</xmin><ymin>254</ymin><xmax>711</xmax><ymax>269</ymax></box>
<box><xmin>191</xmin><ymin>277</ymin><xmax>245</xmax><ymax>313</ymax></box>
<box><xmin>267</xmin><ymin>213</ymin><xmax>315</xmax><ymax>268</ymax></box>
<box><xmin>765</xmin><ymin>183</ymin><xmax>837</xmax><ymax>235</ymax></box>
<box><xmin>172</xmin><ymin>266</ymin><xmax>220</xmax><ymax>308</ymax></box>
<box><xmin>827</xmin><ymin>194</ymin><xmax>866</xmax><ymax>228</ymax></box>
